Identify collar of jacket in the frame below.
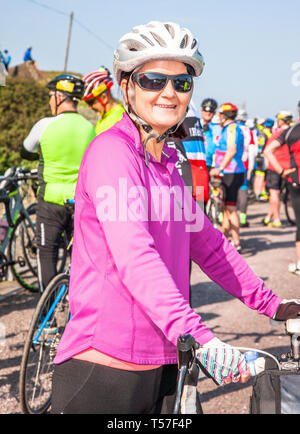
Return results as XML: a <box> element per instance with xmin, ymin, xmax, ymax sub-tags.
<box><xmin>120</xmin><ymin>113</ymin><xmax>179</xmax><ymax>171</ymax></box>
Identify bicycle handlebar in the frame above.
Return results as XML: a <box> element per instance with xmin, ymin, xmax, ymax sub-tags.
<box><xmin>173</xmin><ymin>334</ymin><xmax>200</xmax><ymax>414</ymax></box>
<box><xmin>0</xmin><ymin>167</ymin><xmax>38</xmax><ymax>227</ymax></box>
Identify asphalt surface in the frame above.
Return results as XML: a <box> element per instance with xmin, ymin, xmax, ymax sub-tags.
<box><xmin>0</xmin><ymin>200</ymin><xmax>299</xmax><ymax>414</ymax></box>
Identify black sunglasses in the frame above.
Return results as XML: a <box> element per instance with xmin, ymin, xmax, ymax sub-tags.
<box><xmin>85</xmin><ymin>98</ymin><xmax>97</xmax><ymax>107</ymax></box>
<box><xmin>132</xmin><ymin>72</ymin><xmax>193</xmax><ymax>93</ymax></box>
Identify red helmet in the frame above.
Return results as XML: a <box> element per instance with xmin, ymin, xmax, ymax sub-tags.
<box><xmin>82</xmin><ymin>67</ymin><xmax>113</xmax><ymax>101</ymax></box>
<box><xmin>219</xmin><ymin>102</ymin><xmax>238</xmax><ymax>113</ymax></box>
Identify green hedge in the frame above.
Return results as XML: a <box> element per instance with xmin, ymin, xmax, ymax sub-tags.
<box><xmin>0</xmin><ymin>77</ymin><xmax>50</xmax><ymax>174</ymax></box>
<box><xmin>0</xmin><ymin>75</ymin><xmax>98</xmax><ymax>175</ymax></box>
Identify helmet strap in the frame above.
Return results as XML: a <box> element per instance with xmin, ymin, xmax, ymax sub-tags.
<box><xmin>54</xmin><ymin>92</ymin><xmax>69</xmax><ymax>116</ymax></box>
<box><xmin>96</xmin><ymin>89</ymin><xmax>111</xmax><ymax>119</ymax></box>
<box><xmin>123</xmin><ymin>72</ymin><xmax>191</xmax><ymax>167</ymax></box>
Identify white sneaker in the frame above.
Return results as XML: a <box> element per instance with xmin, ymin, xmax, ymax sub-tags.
<box><xmin>288</xmin><ymin>263</ymin><xmax>300</xmax><ymax>276</ymax></box>
<box><xmin>231</xmin><ymin>241</ymin><xmax>242</xmax><ymax>253</ymax></box>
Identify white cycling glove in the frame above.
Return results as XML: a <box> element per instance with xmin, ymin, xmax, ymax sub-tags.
<box><xmin>196</xmin><ymin>337</ymin><xmax>248</xmax><ymax>385</ymax></box>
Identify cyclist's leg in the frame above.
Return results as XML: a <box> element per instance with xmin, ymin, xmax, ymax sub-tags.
<box><xmin>36</xmin><ymin>200</ymin><xmax>69</xmax><ymax>291</ymax></box>
<box><xmin>288</xmin><ymin>184</ymin><xmax>300</xmax><ymax>264</ymax></box>
<box><xmin>237</xmin><ymin>187</ymin><xmax>248</xmax><ymax>226</ymax></box>
<box><xmin>265</xmin><ymin>170</ymin><xmax>283</xmax><ymax>225</ymax></box>
<box><xmin>219</xmin><ymin>179</ymin><xmax>230</xmax><ymax>237</ymax></box>
<box><xmin>223</xmin><ymin>173</ymin><xmax>244</xmax><ymax>246</ymax></box>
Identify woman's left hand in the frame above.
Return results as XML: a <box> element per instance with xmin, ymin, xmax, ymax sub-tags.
<box><xmin>209</xmin><ymin>167</ymin><xmax>222</xmax><ymax>177</ymax></box>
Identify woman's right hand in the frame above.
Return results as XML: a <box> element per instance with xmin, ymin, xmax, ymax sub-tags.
<box><xmin>282</xmin><ymin>168</ymin><xmax>296</xmax><ymax>179</ymax></box>
<box><xmin>196</xmin><ymin>337</ymin><xmax>250</xmax><ymax>385</ymax></box>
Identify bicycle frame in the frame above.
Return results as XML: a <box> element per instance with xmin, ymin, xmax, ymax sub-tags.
<box><xmin>33</xmin><ymin>282</ymin><xmax>69</xmax><ymax>345</ymax></box>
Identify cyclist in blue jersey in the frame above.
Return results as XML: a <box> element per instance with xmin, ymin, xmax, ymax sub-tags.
<box><xmin>236</xmin><ymin>109</ymin><xmax>253</xmax><ymax>228</ymax></box>
<box><xmin>210</xmin><ymin>103</ymin><xmax>245</xmax><ymax>252</ymax></box>
<box><xmin>200</xmin><ymin>98</ymin><xmax>221</xmax><ymax>169</ymax></box>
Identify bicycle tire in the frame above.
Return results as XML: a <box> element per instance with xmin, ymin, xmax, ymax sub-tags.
<box><xmin>206</xmin><ymin>197</ymin><xmax>220</xmax><ymax>228</ymax></box>
<box><xmin>19</xmin><ymin>273</ymin><xmax>70</xmax><ymax>414</ymax></box>
<box><xmin>284</xmin><ymin>189</ymin><xmax>296</xmax><ymax>226</ymax></box>
<box><xmin>8</xmin><ymin>207</ymin><xmax>39</xmax><ymax>292</ymax></box>
<box><xmin>8</xmin><ymin>208</ymin><xmax>70</xmax><ymax>293</ymax></box>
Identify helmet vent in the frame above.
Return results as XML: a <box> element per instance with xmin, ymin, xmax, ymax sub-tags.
<box><xmin>140</xmin><ymin>34</ymin><xmax>155</xmax><ymax>46</ymax></box>
<box><xmin>150</xmin><ymin>32</ymin><xmax>167</xmax><ymax>47</ymax></box>
<box><xmin>180</xmin><ymin>35</ymin><xmax>189</xmax><ymax>48</ymax></box>
<box><xmin>123</xmin><ymin>39</ymin><xmax>146</xmax><ymax>51</ymax></box>
<box><xmin>191</xmin><ymin>38</ymin><xmax>197</xmax><ymax>49</ymax></box>
<box><xmin>164</xmin><ymin>23</ymin><xmax>175</xmax><ymax>38</ymax></box>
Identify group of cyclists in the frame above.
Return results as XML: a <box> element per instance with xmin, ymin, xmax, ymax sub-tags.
<box><xmin>19</xmin><ymin>20</ymin><xmax>300</xmax><ymax>414</ymax></box>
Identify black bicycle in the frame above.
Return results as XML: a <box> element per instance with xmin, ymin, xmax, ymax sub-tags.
<box><xmin>281</xmin><ymin>183</ymin><xmax>296</xmax><ymax>226</ymax></box>
<box><xmin>206</xmin><ymin>176</ymin><xmax>223</xmax><ymax>228</ymax></box>
<box><xmin>0</xmin><ymin>166</ymin><xmax>40</xmax><ymax>291</ymax></box>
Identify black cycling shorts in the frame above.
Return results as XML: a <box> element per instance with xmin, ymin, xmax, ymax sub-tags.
<box><xmin>221</xmin><ymin>173</ymin><xmax>245</xmax><ymax>206</ymax></box>
<box><xmin>265</xmin><ymin>169</ymin><xmax>284</xmax><ymax>191</ymax></box>
<box><xmin>51</xmin><ymin>358</ymin><xmax>179</xmax><ymax>414</ymax></box>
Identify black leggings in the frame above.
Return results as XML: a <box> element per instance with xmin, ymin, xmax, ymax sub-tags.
<box><xmin>51</xmin><ymin>358</ymin><xmax>178</xmax><ymax>414</ymax></box>
<box><xmin>288</xmin><ymin>183</ymin><xmax>300</xmax><ymax>242</ymax></box>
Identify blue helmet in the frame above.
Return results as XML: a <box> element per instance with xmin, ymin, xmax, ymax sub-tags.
<box><xmin>263</xmin><ymin>118</ymin><xmax>274</xmax><ymax>129</ymax></box>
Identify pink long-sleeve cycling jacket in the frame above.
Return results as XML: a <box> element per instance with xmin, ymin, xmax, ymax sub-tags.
<box><xmin>54</xmin><ymin>113</ymin><xmax>282</xmax><ymax>365</ymax></box>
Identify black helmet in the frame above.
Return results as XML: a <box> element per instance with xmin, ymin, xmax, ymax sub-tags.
<box><xmin>201</xmin><ymin>98</ymin><xmax>218</xmax><ymax>113</ymax></box>
<box><xmin>46</xmin><ymin>74</ymin><xmax>84</xmax><ymax>100</ymax></box>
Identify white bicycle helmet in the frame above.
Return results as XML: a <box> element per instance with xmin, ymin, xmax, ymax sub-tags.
<box><xmin>236</xmin><ymin>109</ymin><xmax>248</xmax><ymax>122</ymax></box>
<box><xmin>277</xmin><ymin>110</ymin><xmax>293</xmax><ymax>123</ymax></box>
<box><xmin>113</xmin><ymin>21</ymin><xmax>204</xmax><ymax>84</ymax></box>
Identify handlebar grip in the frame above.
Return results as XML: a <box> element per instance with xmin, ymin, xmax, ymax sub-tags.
<box><xmin>177</xmin><ymin>334</ymin><xmax>200</xmax><ymax>371</ymax></box>
<box><xmin>177</xmin><ymin>334</ymin><xmax>200</xmax><ymax>352</ymax></box>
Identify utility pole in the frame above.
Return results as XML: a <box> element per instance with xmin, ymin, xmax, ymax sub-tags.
<box><xmin>64</xmin><ymin>11</ymin><xmax>74</xmax><ymax>72</ymax></box>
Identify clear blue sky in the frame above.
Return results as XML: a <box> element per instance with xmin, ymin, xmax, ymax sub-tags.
<box><xmin>1</xmin><ymin>0</ymin><xmax>300</xmax><ymax>119</ymax></box>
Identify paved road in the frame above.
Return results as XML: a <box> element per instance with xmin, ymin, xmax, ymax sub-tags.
<box><xmin>0</xmin><ymin>200</ymin><xmax>299</xmax><ymax>414</ymax></box>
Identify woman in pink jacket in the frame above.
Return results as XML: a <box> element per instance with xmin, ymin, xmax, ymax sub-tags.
<box><xmin>51</xmin><ymin>21</ymin><xmax>300</xmax><ymax>414</ymax></box>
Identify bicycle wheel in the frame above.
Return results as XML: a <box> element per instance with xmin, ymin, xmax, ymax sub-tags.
<box><xmin>284</xmin><ymin>189</ymin><xmax>296</xmax><ymax>225</ymax></box>
<box><xmin>8</xmin><ymin>209</ymin><xmax>69</xmax><ymax>293</ymax></box>
<box><xmin>8</xmin><ymin>207</ymin><xmax>39</xmax><ymax>292</ymax></box>
<box><xmin>206</xmin><ymin>197</ymin><xmax>220</xmax><ymax>228</ymax></box>
<box><xmin>19</xmin><ymin>273</ymin><xmax>70</xmax><ymax>414</ymax></box>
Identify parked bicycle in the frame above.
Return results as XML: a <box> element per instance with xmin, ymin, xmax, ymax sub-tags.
<box><xmin>0</xmin><ymin>166</ymin><xmax>39</xmax><ymax>291</ymax></box>
<box><xmin>19</xmin><ymin>200</ymin><xmax>74</xmax><ymax>414</ymax></box>
<box><xmin>205</xmin><ymin>176</ymin><xmax>224</xmax><ymax>228</ymax></box>
<box><xmin>281</xmin><ymin>182</ymin><xmax>296</xmax><ymax>226</ymax></box>
<box><xmin>0</xmin><ymin>166</ymin><xmax>71</xmax><ymax>292</ymax></box>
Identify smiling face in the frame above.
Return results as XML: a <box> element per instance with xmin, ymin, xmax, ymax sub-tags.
<box><xmin>121</xmin><ymin>60</ymin><xmax>193</xmax><ymax>136</ymax></box>
<box><xmin>201</xmin><ymin>110</ymin><xmax>215</xmax><ymax>124</ymax></box>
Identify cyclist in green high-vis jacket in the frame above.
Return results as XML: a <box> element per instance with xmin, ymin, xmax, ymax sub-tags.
<box><xmin>22</xmin><ymin>74</ymin><xmax>96</xmax><ymax>291</ymax></box>
<box><xmin>82</xmin><ymin>67</ymin><xmax>125</xmax><ymax>135</ymax></box>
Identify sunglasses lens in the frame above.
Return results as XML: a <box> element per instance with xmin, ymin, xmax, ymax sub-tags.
<box><xmin>173</xmin><ymin>75</ymin><xmax>193</xmax><ymax>92</ymax></box>
<box><xmin>86</xmin><ymin>98</ymin><xmax>96</xmax><ymax>106</ymax></box>
<box><xmin>136</xmin><ymin>73</ymin><xmax>167</xmax><ymax>91</ymax></box>
<box><xmin>134</xmin><ymin>73</ymin><xmax>193</xmax><ymax>93</ymax></box>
